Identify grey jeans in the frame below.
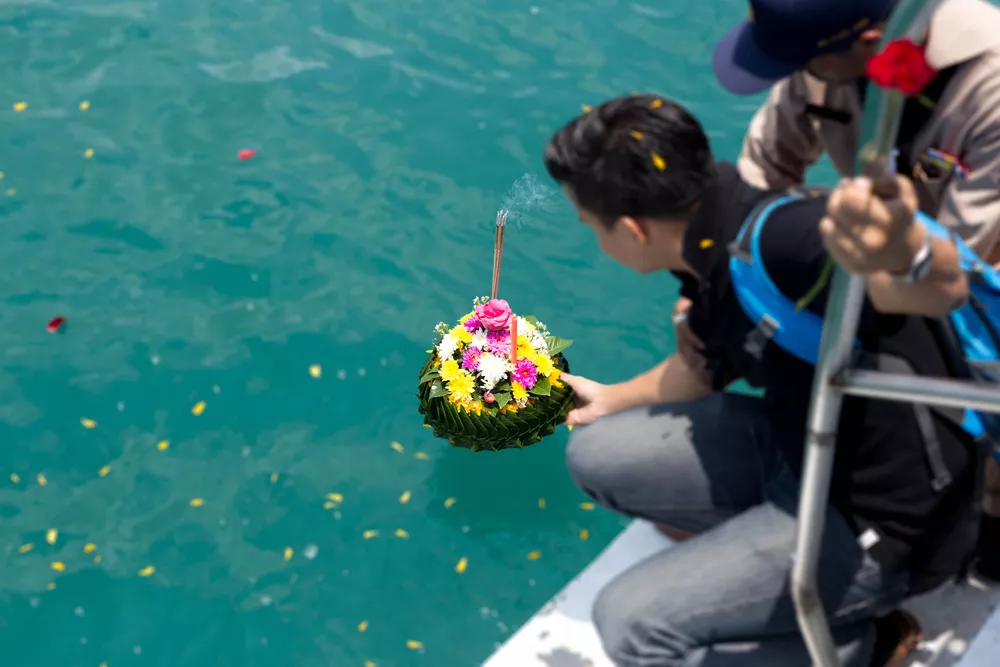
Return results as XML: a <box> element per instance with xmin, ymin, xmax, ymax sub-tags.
<box><xmin>566</xmin><ymin>393</ymin><xmax>910</xmax><ymax>667</ymax></box>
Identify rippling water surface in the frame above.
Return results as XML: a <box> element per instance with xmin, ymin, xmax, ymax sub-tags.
<box><xmin>0</xmin><ymin>0</ymin><xmax>838</xmax><ymax>664</ymax></box>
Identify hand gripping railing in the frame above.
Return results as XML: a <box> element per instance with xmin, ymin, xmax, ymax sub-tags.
<box><xmin>789</xmin><ymin>1</ymin><xmax>1000</xmax><ymax>666</ymax></box>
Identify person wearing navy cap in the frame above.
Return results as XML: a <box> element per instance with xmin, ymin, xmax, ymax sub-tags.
<box><xmin>702</xmin><ymin>0</ymin><xmax>1000</xmax><ymax>592</ymax></box>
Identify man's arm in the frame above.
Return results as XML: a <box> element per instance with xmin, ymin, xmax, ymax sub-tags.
<box><xmin>821</xmin><ymin>175</ymin><xmax>968</xmax><ymax>317</ymax></box>
<box><xmin>864</xmin><ymin>224</ymin><xmax>967</xmax><ymax>317</ymax></box>
<box><xmin>605</xmin><ymin>355</ymin><xmax>711</xmax><ymax>414</ymax></box>
<box><xmin>737</xmin><ymin>74</ymin><xmax>825</xmax><ymax>190</ymax></box>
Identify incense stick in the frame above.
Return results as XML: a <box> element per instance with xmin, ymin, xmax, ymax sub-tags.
<box><xmin>491</xmin><ymin>210</ymin><xmax>508</xmax><ymax>301</ymax></box>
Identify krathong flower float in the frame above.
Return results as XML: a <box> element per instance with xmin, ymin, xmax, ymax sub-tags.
<box><xmin>417</xmin><ymin>211</ymin><xmax>574</xmax><ymax>451</ymax></box>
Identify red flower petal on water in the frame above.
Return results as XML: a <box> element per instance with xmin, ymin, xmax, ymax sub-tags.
<box><xmin>46</xmin><ymin>316</ymin><xmax>66</xmax><ymax>333</ymax></box>
<box><xmin>237</xmin><ymin>149</ymin><xmax>257</xmax><ymax>161</ymax></box>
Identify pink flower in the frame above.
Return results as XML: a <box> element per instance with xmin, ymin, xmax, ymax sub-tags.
<box><xmin>462</xmin><ymin>347</ymin><xmax>482</xmax><ymax>371</ymax></box>
<box><xmin>474</xmin><ymin>299</ymin><xmax>513</xmax><ymax>331</ymax></box>
<box><xmin>486</xmin><ymin>330</ymin><xmax>511</xmax><ymax>357</ymax></box>
<box><xmin>464</xmin><ymin>316</ymin><xmax>482</xmax><ymax>333</ymax></box>
<box><xmin>484</xmin><ymin>392</ymin><xmax>496</xmax><ymax>403</ymax></box>
<box><xmin>512</xmin><ymin>358</ymin><xmax>538</xmax><ymax>389</ymax></box>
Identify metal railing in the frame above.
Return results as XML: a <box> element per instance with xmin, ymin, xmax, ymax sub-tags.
<box><xmin>790</xmin><ymin>1</ymin><xmax>1000</xmax><ymax>665</ymax></box>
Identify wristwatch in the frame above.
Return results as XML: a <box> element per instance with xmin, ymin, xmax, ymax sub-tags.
<box><xmin>892</xmin><ymin>231</ymin><xmax>934</xmax><ymax>284</ymax></box>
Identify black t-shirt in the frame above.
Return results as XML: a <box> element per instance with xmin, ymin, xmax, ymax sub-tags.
<box><xmin>678</xmin><ymin>163</ymin><xmax>981</xmax><ymax>593</ymax></box>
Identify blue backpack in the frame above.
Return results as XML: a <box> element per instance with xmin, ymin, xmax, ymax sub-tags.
<box><xmin>728</xmin><ymin>188</ymin><xmax>1000</xmax><ymax>462</ymax></box>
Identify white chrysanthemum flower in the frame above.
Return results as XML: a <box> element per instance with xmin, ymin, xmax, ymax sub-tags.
<box><xmin>437</xmin><ymin>334</ymin><xmax>459</xmax><ymax>361</ymax></box>
<box><xmin>477</xmin><ymin>352</ymin><xmax>511</xmax><ymax>391</ymax></box>
<box><xmin>470</xmin><ymin>328</ymin><xmax>488</xmax><ymax>350</ymax></box>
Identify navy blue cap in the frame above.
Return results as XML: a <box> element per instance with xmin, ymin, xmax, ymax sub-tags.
<box><xmin>712</xmin><ymin>0</ymin><xmax>895</xmax><ymax>95</ymax></box>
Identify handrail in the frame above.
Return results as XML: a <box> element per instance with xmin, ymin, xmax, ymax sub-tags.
<box><xmin>791</xmin><ymin>1</ymin><xmax>950</xmax><ymax>665</ymax></box>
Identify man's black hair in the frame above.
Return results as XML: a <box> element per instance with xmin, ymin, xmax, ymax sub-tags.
<box><xmin>544</xmin><ymin>94</ymin><xmax>715</xmax><ymax>226</ymax></box>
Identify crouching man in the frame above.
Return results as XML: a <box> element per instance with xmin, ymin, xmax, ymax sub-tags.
<box><xmin>544</xmin><ymin>94</ymin><xmax>982</xmax><ymax>667</ymax></box>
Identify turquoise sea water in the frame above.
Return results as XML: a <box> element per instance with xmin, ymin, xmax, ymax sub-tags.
<box><xmin>0</xmin><ymin>1</ymin><xmax>839</xmax><ymax>666</ymax></box>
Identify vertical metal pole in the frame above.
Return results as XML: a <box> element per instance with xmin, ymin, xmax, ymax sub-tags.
<box><xmin>790</xmin><ymin>2</ymin><xmax>944</xmax><ymax>665</ymax></box>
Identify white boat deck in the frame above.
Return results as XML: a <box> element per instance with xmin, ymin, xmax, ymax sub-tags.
<box><xmin>485</xmin><ymin>521</ymin><xmax>1000</xmax><ymax>667</ymax></box>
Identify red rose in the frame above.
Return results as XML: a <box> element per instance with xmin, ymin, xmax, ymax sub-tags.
<box><xmin>866</xmin><ymin>38</ymin><xmax>937</xmax><ymax>96</ymax></box>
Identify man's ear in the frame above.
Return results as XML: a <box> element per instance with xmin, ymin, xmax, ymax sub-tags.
<box><xmin>618</xmin><ymin>216</ymin><xmax>648</xmax><ymax>243</ymax></box>
<box><xmin>857</xmin><ymin>27</ymin><xmax>884</xmax><ymax>50</ymax></box>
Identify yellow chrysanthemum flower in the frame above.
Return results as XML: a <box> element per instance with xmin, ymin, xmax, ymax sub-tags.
<box><xmin>439</xmin><ymin>358</ymin><xmax>461</xmax><ymax>382</ymax></box>
<box><xmin>447</xmin><ymin>371</ymin><xmax>475</xmax><ymax>402</ymax></box>
<box><xmin>549</xmin><ymin>368</ymin><xmax>563</xmax><ymax>387</ymax></box>
<box><xmin>460</xmin><ymin>312</ymin><xmax>475</xmax><ymax>324</ymax></box>
<box><xmin>535</xmin><ymin>354</ymin><xmax>556</xmax><ymax>377</ymax></box>
<box><xmin>501</xmin><ymin>403</ymin><xmax>519</xmax><ymax>414</ymax></box>
<box><xmin>469</xmin><ymin>401</ymin><xmax>484</xmax><ymax>415</ymax></box>
<box><xmin>511</xmin><ymin>381</ymin><xmax>528</xmax><ymax>402</ymax></box>
<box><xmin>450</xmin><ymin>324</ymin><xmax>472</xmax><ymax>345</ymax></box>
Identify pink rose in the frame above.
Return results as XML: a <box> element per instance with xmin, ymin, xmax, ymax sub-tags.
<box><xmin>483</xmin><ymin>391</ymin><xmax>496</xmax><ymax>404</ymax></box>
<box><xmin>475</xmin><ymin>299</ymin><xmax>513</xmax><ymax>331</ymax></box>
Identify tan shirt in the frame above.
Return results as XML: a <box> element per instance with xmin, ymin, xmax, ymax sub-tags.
<box><xmin>737</xmin><ymin>0</ymin><xmax>1000</xmax><ymax>262</ymax></box>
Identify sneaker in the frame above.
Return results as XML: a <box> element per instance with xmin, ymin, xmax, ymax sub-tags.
<box><xmin>868</xmin><ymin>609</ymin><xmax>922</xmax><ymax>667</ymax></box>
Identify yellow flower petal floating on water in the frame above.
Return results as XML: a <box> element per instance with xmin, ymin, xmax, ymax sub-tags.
<box><xmin>13</xmin><ymin>101</ymin><xmax>27</xmax><ymax>112</ymax></box>
<box><xmin>9</xmin><ymin>473</ymin><xmax>19</xmax><ymax>484</ymax></box>
<box><xmin>527</xmin><ymin>551</ymin><xmax>541</xmax><ymax>560</ymax></box>
<box><xmin>323</xmin><ymin>501</ymin><xmax>335</xmax><ymax>510</ymax></box>
<box><xmin>390</xmin><ymin>441</ymin><xmax>404</xmax><ymax>453</ymax></box>
<box><xmin>81</xmin><ymin>418</ymin><xmax>97</xmax><ymax>429</ymax></box>
<box><xmin>83</xmin><ymin>543</ymin><xmax>96</xmax><ymax>554</ymax></box>
<box><xmin>37</xmin><ymin>473</ymin><xmax>47</xmax><ymax>486</ymax></box>
<box><xmin>6</xmin><ymin>188</ymin><xmax>15</xmax><ymax>197</ymax></box>
<box><xmin>651</xmin><ymin>153</ymin><xmax>666</xmax><ymax>171</ymax></box>
<box><xmin>326</xmin><ymin>492</ymin><xmax>344</xmax><ymax>503</ymax></box>
<box><xmin>283</xmin><ymin>547</ymin><xmax>293</xmax><ymax>561</ymax></box>
<box><xmin>399</xmin><ymin>490</ymin><xmax>411</xmax><ymax>504</ymax></box>
<box><xmin>455</xmin><ymin>557</ymin><xmax>468</xmax><ymax>574</ymax></box>
<box><xmin>406</xmin><ymin>640</ymin><xmax>423</xmax><ymax>651</ymax></box>
<box><xmin>414</xmin><ymin>452</ymin><xmax>430</xmax><ymax>460</ymax></box>
<box><xmin>362</xmin><ymin>529</ymin><xmax>379</xmax><ymax>540</ymax></box>
<box><xmin>138</xmin><ymin>565</ymin><xmax>155</xmax><ymax>577</ymax></box>
<box><xmin>46</xmin><ymin>529</ymin><xmax>58</xmax><ymax>545</ymax></box>
<box><xmin>191</xmin><ymin>401</ymin><xmax>206</xmax><ymax>416</ymax></box>
<box><xmin>309</xmin><ymin>364</ymin><xmax>322</xmax><ymax>378</ymax></box>
<box><xmin>580</xmin><ymin>530</ymin><xmax>590</xmax><ymax>541</ymax></box>
<box><xmin>98</xmin><ymin>465</ymin><xmax>111</xmax><ymax>477</ymax></box>
<box><xmin>93</xmin><ymin>555</ymin><xmax>102</xmax><ymax>564</ymax></box>
<box><xmin>79</xmin><ymin>100</ymin><xmax>90</xmax><ymax>111</ymax></box>
<box><xmin>18</xmin><ymin>543</ymin><xmax>33</xmax><ymax>554</ymax></box>
<box><xmin>365</xmin><ymin>662</ymin><xmax>376</xmax><ymax>667</ymax></box>
<box><xmin>189</xmin><ymin>498</ymin><xmax>204</xmax><ymax>507</ymax></box>
<box><xmin>395</xmin><ymin>529</ymin><xmax>409</xmax><ymax>539</ymax></box>
<box><xmin>0</xmin><ymin>171</ymin><xmax>4</xmax><ymax>179</ymax></box>
<box><xmin>538</xmin><ymin>498</ymin><xmax>546</xmax><ymax>509</ymax></box>
<box><xmin>47</xmin><ymin>582</ymin><xmax>56</xmax><ymax>590</ymax></box>
<box><xmin>357</xmin><ymin>620</ymin><xmax>368</xmax><ymax>632</ymax></box>
<box><xmin>581</xmin><ymin>104</ymin><xmax>592</xmax><ymax>113</ymax></box>
<box><xmin>270</xmin><ymin>472</ymin><xmax>279</xmax><ymax>483</ymax></box>
<box><xmin>443</xmin><ymin>497</ymin><xmax>457</xmax><ymax>508</ymax></box>
<box><xmin>580</xmin><ymin>502</ymin><xmax>596</xmax><ymax>511</ymax></box>
<box><xmin>51</xmin><ymin>561</ymin><xmax>66</xmax><ymax>572</ymax></box>
<box><xmin>83</xmin><ymin>148</ymin><xmax>94</xmax><ymax>159</ymax></box>
<box><xmin>157</xmin><ymin>440</ymin><xmax>169</xmax><ymax>451</ymax></box>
